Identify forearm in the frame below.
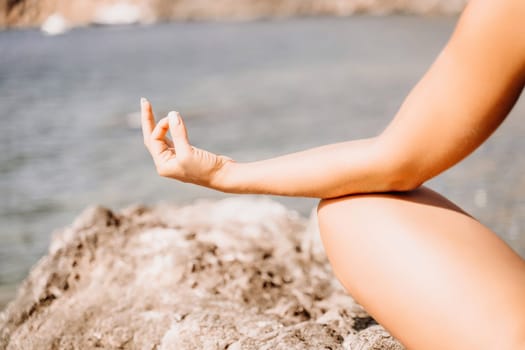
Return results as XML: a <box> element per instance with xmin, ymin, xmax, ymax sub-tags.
<box><xmin>214</xmin><ymin>137</ymin><xmax>405</xmax><ymax>198</ymax></box>
<box><xmin>236</xmin><ymin>0</ymin><xmax>525</xmax><ymax>201</ymax></box>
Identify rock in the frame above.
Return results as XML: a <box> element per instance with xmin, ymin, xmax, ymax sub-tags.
<box><xmin>40</xmin><ymin>13</ymin><xmax>69</xmax><ymax>35</ymax></box>
<box><xmin>0</xmin><ymin>197</ymin><xmax>404</xmax><ymax>349</ymax></box>
<box><xmin>344</xmin><ymin>325</ymin><xmax>406</xmax><ymax>350</ymax></box>
<box><xmin>92</xmin><ymin>2</ymin><xmax>142</xmax><ymax>26</ymax></box>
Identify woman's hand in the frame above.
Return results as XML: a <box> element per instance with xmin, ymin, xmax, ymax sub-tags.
<box><xmin>140</xmin><ymin>98</ymin><xmax>234</xmax><ymax>188</ymax></box>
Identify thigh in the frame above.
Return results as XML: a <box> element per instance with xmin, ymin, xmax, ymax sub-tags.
<box><xmin>317</xmin><ymin>186</ymin><xmax>525</xmax><ymax>350</ymax></box>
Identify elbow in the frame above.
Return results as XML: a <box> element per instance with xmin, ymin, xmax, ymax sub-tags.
<box><xmin>373</xmin><ymin>140</ymin><xmax>427</xmax><ymax>192</ymax></box>
<box><xmin>386</xmin><ymin>167</ymin><xmax>425</xmax><ymax>192</ymax></box>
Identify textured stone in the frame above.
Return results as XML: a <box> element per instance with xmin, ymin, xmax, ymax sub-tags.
<box><xmin>0</xmin><ymin>197</ymin><xmax>404</xmax><ymax>349</ymax></box>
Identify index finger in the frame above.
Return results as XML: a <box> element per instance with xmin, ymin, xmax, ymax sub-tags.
<box><xmin>141</xmin><ymin>97</ymin><xmax>155</xmax><ymax>143</ymax></box>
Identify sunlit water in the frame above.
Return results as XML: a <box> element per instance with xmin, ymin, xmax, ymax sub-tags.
<box><xmin>1</xmin><ymin>16</ymin><xmax>524</xmax><ymax>307</ymax></box>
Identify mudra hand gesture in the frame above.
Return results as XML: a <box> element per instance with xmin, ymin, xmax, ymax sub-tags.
<box><xmin>140</xmin><ymin>98</ymin><xmax>234</xmax><ymax>188</ymax></box>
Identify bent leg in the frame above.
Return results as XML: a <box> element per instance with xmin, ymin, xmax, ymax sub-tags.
<box><xmin>317</xmin><ymin>186</ymin><xmax>525</xmax><ymax>350</ymax></box>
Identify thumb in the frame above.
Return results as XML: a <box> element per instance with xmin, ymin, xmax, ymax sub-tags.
<box><xmin>168</xmin><ymin>111</ymin><xmax>191</xmax><ymax>154</ymax></box>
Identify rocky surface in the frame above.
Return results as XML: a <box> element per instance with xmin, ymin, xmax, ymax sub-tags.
<box><xmin>0</xmin><ymin>197</ymin><xmax>404</xmax><ymax>349</ymax></box>
<box><xmin>2</xmin><ymin>0</ymin><xmax>467</xmax><ymax>30</ymax></box>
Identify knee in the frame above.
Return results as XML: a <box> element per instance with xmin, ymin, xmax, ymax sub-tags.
<box><xmin>316</xmin><ymin>197</ymin><xmax>334</xmax><ymax>224</ymax></box>
<box><xmin>317</xmin><ymin>195</ymin><xmax>358</xmax><ymax>218</ymax></box>
<box><xmin>317</xmin><ymin>194</ymin><xmax>373</xmax><ymax>222</ymax></box>
<box><xmin>316</xmin><ymin>195</ymin><xmax>369</xmax><ymax>239</ymax></box>
<box><xmin>316</xmin><ymin>197</ymin><xmax>346</xmax><ymax>232</ymax></box>
<box><xmin>316</xmin><ymin>197</ymin><xmax>342</xmax><ymax>244</ymax></box>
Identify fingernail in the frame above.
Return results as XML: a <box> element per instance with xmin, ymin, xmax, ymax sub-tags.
<box><xmin>168</xmin><ymin>111</ymin><xmax>180</xmax><ymax>125</ymax></box>
<box><xmin>140</xmin><ymin>97</ymin><xmax>147</xmax><ymax>105</ymax></box>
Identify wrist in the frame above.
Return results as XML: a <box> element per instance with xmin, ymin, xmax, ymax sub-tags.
<box><xmin>211</xmin><ymin>158</ymin><xmax>241</xmax><ymax>193</ymax></box>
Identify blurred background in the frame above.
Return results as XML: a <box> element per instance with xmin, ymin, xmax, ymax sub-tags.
<box><xmin>1</xmin><ymin>0</ymin><xmax>524</xmax><ymax>309</ymax></box>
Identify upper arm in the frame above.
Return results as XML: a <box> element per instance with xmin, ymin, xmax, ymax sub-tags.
<box><xmin>377</xmin><ymin>0</ymin><xmax>525</xmax><ymax>188</ymax></box>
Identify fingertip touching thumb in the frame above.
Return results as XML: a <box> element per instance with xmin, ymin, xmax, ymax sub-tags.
<box><xmin>168</xmin><ymin>111</ymin><xmax>191</xmax><ymax>151</ymax></box>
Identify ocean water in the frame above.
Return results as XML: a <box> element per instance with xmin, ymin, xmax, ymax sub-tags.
<box><xmin>1</xmin><ymin>16</ymin><xmax>524</xmax><ymax>307</ymax></box>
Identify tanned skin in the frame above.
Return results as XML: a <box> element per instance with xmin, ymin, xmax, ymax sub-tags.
<box><xmin>141</xmin><ymin>1</ymin><xmax>525</xmax><ymax>348</ymax></box>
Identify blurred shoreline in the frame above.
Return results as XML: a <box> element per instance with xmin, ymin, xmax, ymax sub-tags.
<box><xmin>2</xmin><ymin>0</ymin><xmax>467</xmax><ymax>32</ymax></box>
